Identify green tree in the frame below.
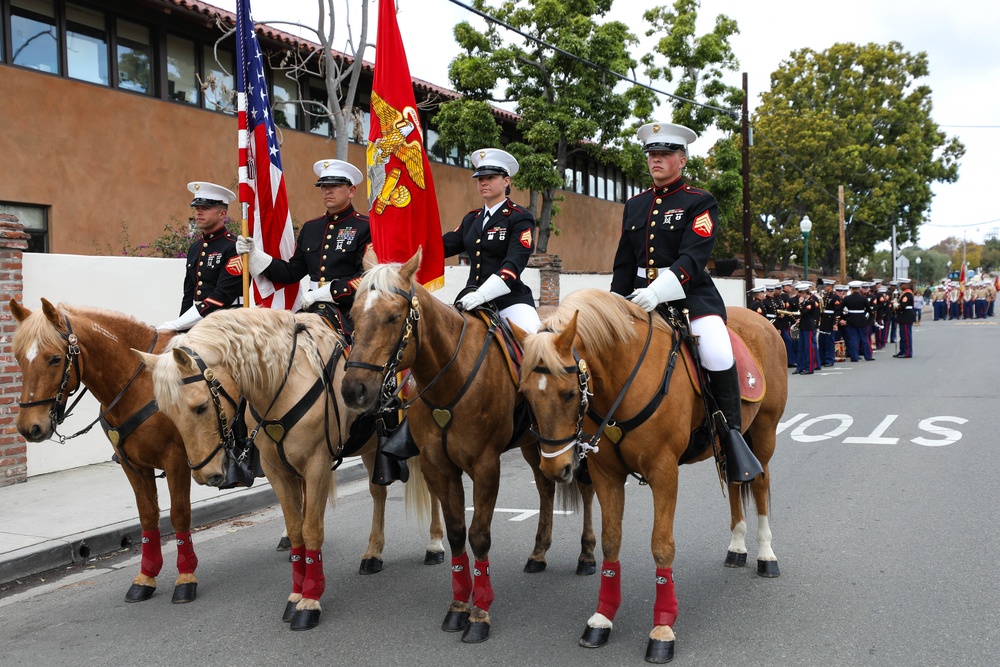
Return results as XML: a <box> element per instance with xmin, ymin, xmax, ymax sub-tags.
<box><xmin>439</xmin><ymin>0</ymin><xmax>647</xmax><ymax>253</ymax></box>
<box><xmin>751</xmin><ymin>42</ymin><xmax>965</xmax><ymax>277</ymax></box>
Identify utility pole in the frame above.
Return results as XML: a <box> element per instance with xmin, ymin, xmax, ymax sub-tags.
<box><xmin>741</xmin><ymin>73</ymin><xmax>753</xmax><ymax>305</ymax></box>
<box><xmin>838</xmin><ymin>185</ymin><xmax>847</xmax><ymax>283</ymax></box>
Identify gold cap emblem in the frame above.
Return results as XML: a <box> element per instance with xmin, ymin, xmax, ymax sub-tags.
<box><xmin>193</xmin><ymin>183</ymin><xmax>200</xmax><ymax>190</ymax></box>
<box><xmin>323</xmin><ymin>160</ymin><xmax>330</xmax><ymax>168</ymax></box>
<box><xmin>479</xmin><ymin>150</ymin><xmax>487</xmax><ymax>159</ymax></box>
<box><xmin>652</xmin><ymin>124</ymin><xmax>660</xmax><ymax>132</ymax></box>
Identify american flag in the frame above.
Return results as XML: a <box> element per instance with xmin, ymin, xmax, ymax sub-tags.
<box><xmin>236</xmin><ymin>0</ymin><xmax>299</xmax><ymax>310</ymax></box>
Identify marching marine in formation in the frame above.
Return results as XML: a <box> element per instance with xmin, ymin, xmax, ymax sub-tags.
<box><xmin>610</xmin><ymin>121</ymin><xmax>763</xmax><ymax>484</ymax></box>
<box><xmin>840</xmin><ymin>281</ymin><xmax>874</xmax><ymax>362</ymax></box>
<box><xmin>159</xmin><ymin>182</ymin><xmax>243</xmax><ymax>332</ymax></box>
<box><xmin>817</xmin><ymin>280</ymin><xmax>841</xmax><ymax>368</ymax></box>
<box><xmin>794</xmin><ymin>282</ymin><xmax>819</xmax><ymax>375</ymax></box>
<box><xmin>895</xmin><ymin>278</ymin><xmax>915</xmax><ymax>358</ymax></box>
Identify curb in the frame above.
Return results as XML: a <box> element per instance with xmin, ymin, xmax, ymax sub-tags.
<box><xmin>0</xmin><ymin>460</ymin><xmax>368</xmax><ymax>585</ymax></box>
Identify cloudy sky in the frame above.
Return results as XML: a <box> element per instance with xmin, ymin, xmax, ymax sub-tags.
<box><xmin>207</xmin><ymin>0</ymin><xmax>1000</xmax><ymax>249</ymax></box>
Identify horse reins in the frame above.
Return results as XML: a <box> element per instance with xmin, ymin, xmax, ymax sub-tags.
<box><xmin>177</xmin><ymin>346</ymin><xmax>242</xmax><ymax>471</ymax></box>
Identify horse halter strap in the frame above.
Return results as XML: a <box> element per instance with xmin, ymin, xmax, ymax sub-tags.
<box><xmin>177</xmin><ymin>346</ymin><xmax>240</xmax><ymax>471</ymax></box>
<box><xmin>344</xmin><ymin>284</ymin><xmax>420</xmax><ymax>407</ymax></box>
<box><xmin>529</xmin><ymin>350</ymin><xmax>592</xmax><ymax>459</ymax></box>
<box><xmin>18</xmin><ymin>315</ymin><xmax>89</xmax><ymax>440</ymax></box>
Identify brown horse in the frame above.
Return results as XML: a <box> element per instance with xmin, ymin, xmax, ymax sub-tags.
<box><xmin>340</xmin><ymin>251</ymin><xmax>597</xmax><ymax>644</ymax></box>
<box><xmin>514</xmin><ymin>289</ymin><xmax>787</xmax><ymax>663</ymax></box>
<box><xmin>136</xmin><ymin>307</ymin><xmax>443</xmax><ymax>630</ymax></box>
<box><xmin>10</xmin><ymin>299</ymin><xmax>199</xmax><ymax>603</ymax></box>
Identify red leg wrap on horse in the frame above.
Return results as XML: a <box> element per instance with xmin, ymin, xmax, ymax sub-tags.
<box><xmin>175</xmin><ymin>531</ymin><xmax>198</xmax><ymax>574</ymax></box>
<box><xmin>653</xmin><ymin>567</ymin><xmax>678</xmax><ymax>627</ymax></box>
<box><xmin>140</xmin><ymin>529</ymin><xmax>163</xmax><ymax>578</ymax></box>
<box><xmin>451</xmin><ymin>553</ymin><xmax>472</xmax><ymax>603</ymax></box>
<box><xmin>302</xmin><ymin>549</ymin><xmax>325</xmax><ymax>600</ymax></box>
<box><xmin>473</xmin><ymin>560</ymin><xmax>494</xmax><ymax>611</ymax></box>
<box><xmin>290</xmin><ymin>546</ymin><xmax>306</xmax><ymax>595</ymax></box>
<box><xmin>596</xmin><ymin>560</ymin><xmax>622</xmax><ymax>620</ymax></box>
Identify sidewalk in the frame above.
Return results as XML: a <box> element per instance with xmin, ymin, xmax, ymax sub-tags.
<box><xmin>0</xmin><ymin>458</ymin><xmax>367</xmax><ymax>585</ymax></box>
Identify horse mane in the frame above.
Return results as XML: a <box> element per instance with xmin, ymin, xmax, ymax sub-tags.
<box><xmin>163</xmin><ymin>309</ymin><xmax>331</xmax><ymax>399</ymax></box>
<box><xmin>356</xmin><ymin>261</ymin><xmax>409</xmax><ymax>298</ymax></box>
<box><xmin>12</xmin><ymin>303</ymin><xmax>151</xmax><ymax>357</ymax></box>
<box><xmin>521</xmin><ymin>289</ymin><xmax>670</xmax><ymax>378</ymax></box>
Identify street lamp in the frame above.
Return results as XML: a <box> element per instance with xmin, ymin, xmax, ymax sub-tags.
<box><xmin>800</xmin><ymin>216</ymin><xmax>812</xmax><ymax>281</ymax></box>
<box><xmin>916</xmin><ymin>256</ymin><xmax>921</xmax><ymax>287</ymax></box>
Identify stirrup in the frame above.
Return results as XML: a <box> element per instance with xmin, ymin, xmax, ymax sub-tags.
<box><xmin>722</xmin><ymin>427</ymin><xmax>763</xmax><ymax>485</ymax></box>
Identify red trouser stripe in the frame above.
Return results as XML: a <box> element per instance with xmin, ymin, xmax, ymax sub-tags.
<box><xmin>653</xmin><ymin>567</ymin><xmax>678</xmax><ymax>627</ymax></box>
<box><xmin>473</xmin><ymin>559</ymin><xmax>494</xmax><ymax>611</ymax></box>
<box><xmin>451</xmin><ymin>553</ymin><xmax>473</xmax><ymax>603</ymax></box>
<box><xmin>140</xmin><ymin>529</ymin><xmax>163</xmax><ymax>578</ymax></box>
<box><xmin>302</xmin><ymin>549</ymin><xmax>325</xmax><ymax>601</ymax></box>
<box><xmin>290</xmin><ymin>546</ymin><xmax>306</xmax><ymax>595</ymax></box>
<box><xmin>596</xmin><ymin>560</ymin><xmax>622</xmax><ymax>620</ymax></box>
<box><xmin>175</xmin><ymin>531</ymin><xmax>198</xmax><ymax>574</ymax></box>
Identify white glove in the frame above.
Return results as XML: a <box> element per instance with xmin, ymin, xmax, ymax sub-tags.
<box><xmin>459</xmin><ymin>274</ymin><xmax>510</xmax><ymax>310</ymax></box>
<box><xmin>236</xmin><ymin>235</ymin><xmax>273</xmax><ymax>277</ymax></box>
<box><xmin>158</xmin><ymin>306</ymin><xmax>203</xmax><ymax>331</ymax></box>
<box><xmin>628</xmin><ymin>270</ymin><xmax>685</xmax><ymax>312</ymax></box>
<box><xmin>301</xmin><ymin>282</ymin><xmax>334</xmax><ymax>309</ymax></box>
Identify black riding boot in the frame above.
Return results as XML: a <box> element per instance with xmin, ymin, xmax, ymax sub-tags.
<box><xmin>707</xmin><ymin>365</ymin><xmax>764</xmax><ymax>485</ymax></box>
<box><xmin>371</xmin><ymin>419</ymin><xmax>418</xmax><ymax>487</ymax></box>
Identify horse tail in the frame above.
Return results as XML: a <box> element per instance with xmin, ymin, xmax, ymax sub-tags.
<box><xmin>739</xmin><ymin>481</ymin><xmax>755</xmax><ymax>517</ymax></box>
<box><xmin>556</xmin><ymin>477</ymin><xmax>580</xmax><ymax>514</ymax></box>
<box><xmin>327</xmin><ymin>470</ymin><xmax>338</xmax><ymax>510</ymax></box>
<box><xmin>403</xmin><ymin>456</ymin><xmax>433</xmax><ymax>528</ymax></box>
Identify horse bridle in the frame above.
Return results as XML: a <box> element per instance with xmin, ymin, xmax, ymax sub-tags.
<box><xmin>177</xmin><ymin>347</ymin><xmax>241</xmax><ymax>471</ymax></box>
<box><xmin>529</xmin><ymin>352</ymin><xmax>593</xmax><ymax>460</ymax></box>
<box><xmin>344</xmin><ymin>284</ymin><xmax>421</xmax><ymax>409</ymax></box>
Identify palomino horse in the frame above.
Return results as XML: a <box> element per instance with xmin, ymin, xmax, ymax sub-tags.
<box><xmin>514</xmin><ymin>289</ymin><xmax>787</xmax><ymax>663</ymax></box>
<box><xmin>136</xmin><ymin>308</ymin><xmax>443</xmax><ymax>630</ymax></box>
<box><xmin>340</xmin><ymin>251</ymin><xmax>597</xmax><ymax>644</ymax></box>
<box><xmin>10</xmin><ymin>299</ymin><xmax>199</xmax><ymax>603</ymax></box>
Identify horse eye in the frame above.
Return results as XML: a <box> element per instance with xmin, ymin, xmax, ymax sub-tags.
<box><xmin>48</xmin><ymin>356</ymin><xmax>62</xmax><ymax>366</ymax></box>
<box><xmin>386</xmin><ymin>313</ymin><xmax>401</xmax><ymax>324</ymax></box>
<box><xmin>561</xmin><ymin>389</ymin><xmax>576</xmax><ymax>403</ymax></box>
<box><xmin>195</xmin><ymin>403</ymin><xmax>209</xmax><ymax>415</ymax></box>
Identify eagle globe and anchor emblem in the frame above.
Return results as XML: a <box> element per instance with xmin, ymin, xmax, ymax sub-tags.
<box><xmin>367</xmin><ymin>91</ymin><xmax>427</xmax><ymax>214</ymax></box>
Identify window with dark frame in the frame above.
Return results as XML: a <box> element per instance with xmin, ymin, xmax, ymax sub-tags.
<box><xmin>1</xmin><ymin>202</ymin><xmax>49</xmax><ymax>253</ymax></box>
<box><xmin>66</xmin><ymin>2</ymin><xmax>108</xmax><ymax>86</ymax></box>
<box><xmin>10</xmin><ymin>0</ymin><xmax>59</xmax><ymax>74</ymax></box>
<box><xmin>116</xmin><ymin>18</ymin><xmax>152</xmax><ymax>94</ymax></box>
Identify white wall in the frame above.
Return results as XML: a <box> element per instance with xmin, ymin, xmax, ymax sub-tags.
<box><xmin>16</xmin><ymin>254</ymin><xmax>749</xmax><ymax>475</ymax></box>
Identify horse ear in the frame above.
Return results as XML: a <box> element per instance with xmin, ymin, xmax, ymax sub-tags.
<box><xmin>401</xmin><ymin>247</ymin><xmax>423</xmax><ymax>282</ymax></box>
<box><xmin>9</xmin><ymin>299</ymin><xmax>31</xmax><ymax>323</ymax></box>
<box><xmin>362</xmin><ymin>243</ymin><xmax>380</xmax><ymax>271</ymax></box>
<box><xmin>509</xmin><ymin>320</ymin><xmax>529</xmax><ymax>346</ymax></box>
<box><xmin>40</xmin><ymin>298</ymin><xmax>66</xmax><ymax>331</ymax></box>
<box><xmin>132</xmin><ymin>349</ymin><xmax>160</xmax><ymax>369</ymax></box>
<box><xmin>554</xmin><ymin>311</ymin><xmax>579</xmax><ymax>355</ymax></box>
<box><xmin>171</xmin><ymin>347</ymin><xmax>198</xmax><ymax>373</ymax></box>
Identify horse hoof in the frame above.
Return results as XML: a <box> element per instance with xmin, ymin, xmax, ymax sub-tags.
<box><xmin>580</xmin><ymin>625</ymin><xmax>611</xmax><ymax>648</ymax></box>
<box><xmin>724</xmin><ymin>551</ymin><xmax>748</xmax><ymax>568</ymax></box>
<box><xmin>442</xmin><ymin>611</ymin><xmax>470</xmax><ymax>632</ymax></box>
<box><xmin>359</xmin><ymin>557</ymin><xmax>384</xmax><ymax>575</ymax></box>
<box><xmin>276</xmin><ymin>536</ymin><xmax>292</xmax><ymax>551</ymax></box>
<box><xmin>424</xmin><ymin>550</ymin><xmax>445</xmax><ymax>565</ymax></box>
<box><xmin>576</xmin><ymin>560</ymin><xmax>597</xmax><ymax>576</ymax></box>
<box><xmin>124</xmin><ymin>584</ymin><xmax>156</xmax><ymax>603</ymax></box>
<box><xmin>645</xmin><ymin>638</ymin><xmax>675</xmax><ymax>663</ymax></box>
<box><xmin>289</xmin><ymin>608</ymin><xmax>321</xmax><ymax>631</ymax></box>
<box><xmin>461</xmin><ymin>621</ymin><xmax>490</xmax><ymax>643</ymax></box>
<box><xmin>523</xmin><ymin>559</ymin><xmax>546</xmax><ymax>574</ymax></box>
<box><xmin>281</xmin><ymin>601</ymin><xmax>297</xmax><ymax>622</ymax></box>
<box><xmin>171</xmin><ymin>582</ymin><xmax>197</xmax><ymax>604</ymax></box>
<box><xmin>757</xmin><ymin>559</ymin><xmax>781</xmax><ymax>578</ymax></box>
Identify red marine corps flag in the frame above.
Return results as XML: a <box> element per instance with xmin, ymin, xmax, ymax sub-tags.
<box><xmin>367</xmin><ymin>0</ymin><xmax>444</xmax><ymax>289</ymax></box>
<box><xmin>236</xmin><ymin>0</ymin><xmax>299</xmax><ymax>309</ymax></box>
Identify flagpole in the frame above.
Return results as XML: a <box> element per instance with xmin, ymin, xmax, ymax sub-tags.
<box><xmin>241</xmin><ymin>201</ymin><xmax>250</xmax><ymax>308</ymax></box>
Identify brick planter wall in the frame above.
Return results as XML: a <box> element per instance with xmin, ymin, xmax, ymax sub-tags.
<box><xmin>528</xmin><ymin>253</ymin><xmax>562</xmax><ymax>307</ymax></box>
<box><xmin>0</xmin><ymin>214</ymin><xmax>29</xmax><ymax>486</ymax></box>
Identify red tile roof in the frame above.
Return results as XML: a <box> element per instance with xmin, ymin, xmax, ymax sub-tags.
<box><xmin>157</xmin><ymin>0</ymin><xmax>519</xmax><ymax>123</ymax></box>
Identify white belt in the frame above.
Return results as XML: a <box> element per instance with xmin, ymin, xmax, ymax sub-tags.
<box><xmin>823</xmin><ymin>310</ymin><xmax>835</xmax><ymax>314</ymax></box>
<box><xmin>847</xmin><ymin>309</ymin><xmax>866</xmax><ymax>314</ymax></box>
<box><xmin>637</xmin><ymin>267</ymin><xmax>648</xmax><ymax>278</ymax></box>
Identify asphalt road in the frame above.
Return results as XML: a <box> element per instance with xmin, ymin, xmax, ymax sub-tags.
<box><xmin>1</xmin><ymin>316</ymin><xmax>996</xmax><ymax>666</ymax></box>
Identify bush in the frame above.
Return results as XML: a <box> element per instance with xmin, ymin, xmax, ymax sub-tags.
<box><xmin>118</xmin><ymin>217</ymin><xmax>242</xmax><ymax>258</ymax></box>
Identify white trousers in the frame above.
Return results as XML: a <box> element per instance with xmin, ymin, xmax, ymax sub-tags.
<box><xmin>500</xmin><ymin>303</ymin><xmax>540</xmax><ymax>334</ymax></box>
<box><xmin>690</xmin><ymin>315</ymin><xmax>735</xmax><ymax>371</ymax></box>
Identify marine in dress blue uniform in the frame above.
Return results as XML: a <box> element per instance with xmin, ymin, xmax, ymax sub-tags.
<box><xmin>237</xmin><ymin>159</ymin><xmax>372</xmax><ymax>333</ymax></box>
<box><xmin>894</xmin><ymin>279</ymin><xmax>915</xmax><ymax>358</ymax></box>
<box><xmin>841</xmin><ymin>281</ymin><xmax>874</xmax><ymax>362</ymax></box>
<box><xmin>610</xmin><ymin>121</ymin><xmax>762</xmax><ymax>485</ymax></box>
<box><xmin>794</xmin><ymin>282</ymin><xmax>819</xmax><ymax>374</ymax></box>
<box><xmin>158</xmin><ymin>182</ymin><xmax>242</xmax><ymax>332</ymax></box>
